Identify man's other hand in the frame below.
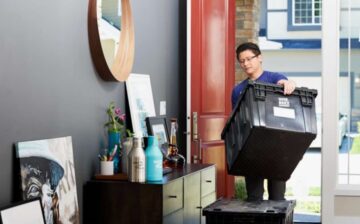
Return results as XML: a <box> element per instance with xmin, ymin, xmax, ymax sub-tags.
<box><xmin>277</xmin><ymin>79</ymin><xmax>296</xmax><ymax>95</ymax></box>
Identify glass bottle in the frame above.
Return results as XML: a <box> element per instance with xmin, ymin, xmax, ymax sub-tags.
<box><xmin>168</xmin><ymin>118</ymin><xmax>178</xmax><ymax>156</ymax></box>
<box><xmin>166</xmin><ymin>118</ymin><xmax>185</xmax><ymax>167</ymax></box>
<box><xmin>145</xmin><ymin>136</ymin><xmax>163</xmax><ymax>182</ymax></box>
<box><xmin>128</xmin><ymin>136</ymin><xmax>146</xmax><ymax>183</ymax></box>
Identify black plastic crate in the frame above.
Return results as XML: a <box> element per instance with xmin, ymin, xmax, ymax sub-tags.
<box><xmin>221</xmin><ymin>81</ymin><xmax>317</xmax><ymax>180</ymax></box>
<box><xmin>203</xmin><ymin>199</ymin><xmax>296</xmax><ymax>224</ymax></box>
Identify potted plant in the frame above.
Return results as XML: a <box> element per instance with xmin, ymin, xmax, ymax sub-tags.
<box><xmin>105</xmin><ymin>101</ymin><xmax>129</xmax><ymax>173</ymax></box>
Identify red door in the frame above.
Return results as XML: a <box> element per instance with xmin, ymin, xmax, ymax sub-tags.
<box><xmin>190</xmin><ymin>0</ymin><xmax>235</xmax><ymax>198</ymax></box>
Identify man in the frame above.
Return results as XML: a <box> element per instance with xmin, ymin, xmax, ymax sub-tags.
<box><xmin>232</xmin><ymin>42</ymin><xmax>296</xmax><ymax>201</ymax></box>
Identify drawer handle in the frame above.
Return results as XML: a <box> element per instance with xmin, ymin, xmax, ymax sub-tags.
<box><xmin>196</xmin><ymin>206</ymin><xmax>202</xmax><ymax>209</ymax></box>
<box><xmin>168</xmin><ymin>195</ymin><xmax>177</xmax><ymax>198</ymax></box>
<box><xmin>206</xmin><ymin>180</ymin><xmax>212</xmax><ymax>183</ymax></box>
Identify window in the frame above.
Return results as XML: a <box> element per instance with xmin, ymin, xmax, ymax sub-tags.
<box><xmin>293</xmin><ymin>0</ymin><xmax>322</xmax><ymax>25</ymax></box>
<box><xmin>288</xmin><ymin>0</ymin><xmax>322</xmax><ymax>30</ymax></box>
<box><xmin>338</xmin><ymin>2</ymin><xmax>360</xmax><ymax>185</ymax></box>
<box><xmin>118</xmin><ymin>0</ymin><xmax>122</xmax><ymax>17</ymax></box>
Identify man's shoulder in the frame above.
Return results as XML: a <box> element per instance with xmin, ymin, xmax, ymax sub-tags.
<box><xmin>262</xmin><ymin>71</ymin><xmax>287</xmax><ymax>82</ymax></box>
<box><xmin>263</xmin><ymin>70</ymin><xmax>285</xmax><ymax>77</ymax></box>
<box><xmin>233</xmin><ymin>79</ymin><xmax>248</xmax><ymax>90</ymax></box>
<box><xmin>232</xmin><ymin>79</ymin><xmax>248</xmax><ymax>96</ymax></box>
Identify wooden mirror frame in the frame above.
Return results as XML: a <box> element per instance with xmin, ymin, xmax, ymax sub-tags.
<box><xmin>88</xmin><ymin>0</ymin><xmax>135</xmax><ymax>81</ymax></box>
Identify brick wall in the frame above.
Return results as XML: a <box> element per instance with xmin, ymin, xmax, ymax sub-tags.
<box><xmin>235</xmin><ymin>0</ymin><xmax>260</xmax><ymax>83</ymax></box>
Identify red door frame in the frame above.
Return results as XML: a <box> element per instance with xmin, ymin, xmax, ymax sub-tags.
<box><xmin>189</xmin><ymin>0</ymin><xmax>235</xmax><ymax>198</ymax></box>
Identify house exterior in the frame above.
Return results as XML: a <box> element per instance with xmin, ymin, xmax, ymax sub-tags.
<box><xmin>259</xmin><ymin>0</ymin><xmax>360</xmax><ymax>149</ymax></box>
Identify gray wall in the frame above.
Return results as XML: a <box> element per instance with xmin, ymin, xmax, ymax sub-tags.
<box><xmin>0</xmin><ymin>0</ymin><xmax>185</xmax><ymax>222</ymax></box>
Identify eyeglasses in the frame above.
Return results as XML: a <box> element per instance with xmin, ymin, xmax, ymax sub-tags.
<box><xmin>239</xmin><ymin>55</ymin><xmax>258</xmax><ymax>65</ymax></box>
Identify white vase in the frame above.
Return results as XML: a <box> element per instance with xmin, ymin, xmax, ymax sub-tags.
<box><xmin>121</xmin><ymin>137</ymin><xmax>133</xmax><ymax>174</ymax></box>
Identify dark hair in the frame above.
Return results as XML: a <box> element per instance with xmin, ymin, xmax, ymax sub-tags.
<box><xmin>236</xmin><ymin>42</ymin><xmax>261</xmax><ymax>61</ymax></box>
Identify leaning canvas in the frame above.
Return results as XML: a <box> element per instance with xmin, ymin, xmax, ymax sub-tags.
<box><xmin>16</xmin><ymin>136</ymin><xmax>79</xmax><ymax>224</ymax></box>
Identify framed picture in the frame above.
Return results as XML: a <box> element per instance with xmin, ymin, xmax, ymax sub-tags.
<box><xmin>145</xmin><ymin>116</ymin><xmax>169</xmax><ymax>148</ymax></box>
<box><xmin>126</xmin><ymin>73</ymin><xmax>156</xmax><ymax>137</ymax></box>
<box><xmin>0</xmin><ymin>198</ymin><xmax>46</xmax><ymax>224</ymax></box>
<box><xmin>16</xmin><ymin>136</ymin><xmax>79</xmax><ymax>224</ymax></box>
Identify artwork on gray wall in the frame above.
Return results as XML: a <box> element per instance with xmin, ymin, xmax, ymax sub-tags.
<box><xmin>16</xmin><ymin>136</ymin><xmax>79</xmax><ymax>224</ymax></box>
<box><xmin>126</xmin><ymin>73</ymin><xmax>156</xmax><ymax>137</ymax></box>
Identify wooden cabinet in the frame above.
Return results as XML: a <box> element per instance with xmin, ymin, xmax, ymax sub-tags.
<box><xmin>163</xmin><ymin>178</ymin><xmax>183</xmax><ymax>220</ymax></box>
<box><xmin>183</xmin><ymin>166</ymin><xmax>216</xmax><ymax>224</ymax></box>
<box><xmin>184</xmin><ymin>172</ymin><xmax>201</xmax><ymax>223</ymax></box>
<box><xmin>200</xmin><ymin>166</ymin><xmax>216</xmax><ymax>224</ymax></box>
<box><xmin>84</xmin><ymin>164</ymin><xmax>216</xmax><ymax>224</ymax></box>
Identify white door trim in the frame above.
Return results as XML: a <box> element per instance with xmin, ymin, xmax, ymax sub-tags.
<box><xmin>321</xmin><ymin>1</ymin><xmax>340</xmax><ymax>223</ymax></box>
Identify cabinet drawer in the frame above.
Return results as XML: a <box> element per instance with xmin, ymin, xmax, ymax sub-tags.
<box><xmin>201</xmin><ymin>192</ymin><xmax>216</xmax><ymax>224</ymax></box>
<box><xmin>163</xmin><ymin>178</ymin><xmax>183</xmax><ymax>216</ymax></box>
<box><xmin>201</xmin><ymin>191</ymin><xmax>216</xmax><ymax>208</ymax></box>
<box><xmin>201</xmin><ymin>166</ymin><xmax>216</xmax><ymax>197</ymax></box>
<box><xmin>163</xmin><ymin>208</ymin><xmax>183</xmax><ymax>224</ymax></box>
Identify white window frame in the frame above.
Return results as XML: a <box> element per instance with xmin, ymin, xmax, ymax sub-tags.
<box><xmin>322</xmin><ymin>0</ymin><xmax>360</xmax><ymax>223</ymax></box>
<box><xmin>292</xmin><ymin>0</ymin><xmax>322</xmax><ymax>26</ymax></box>
<box><xmin>288</xmin><ymin>0</ymin><xmax>321</xmax><ymax>31</ymax></box>
<box><xmin>321</xmin><ymin>0</ymin><xmax>339</xmax><ymax>223</ymax></box>
<box><xmin>336</xmin><ymin>0</ymin><xmax>360</xmax><ymax>188</ymax></box>
<box><xmin>118</xmin><ymin>0</ymin><xmax>122</xmax><ymax>17</ymax></box>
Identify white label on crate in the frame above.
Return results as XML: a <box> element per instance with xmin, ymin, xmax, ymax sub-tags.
<box><xmin>278</xmin><ymin>98</ymin><xmax>290</xmax><ymax>107</ymax></box>
<box><xmin>273</xmin><ymin>106</ymin><xmax>295</xmax><ymax>119</ymax></box>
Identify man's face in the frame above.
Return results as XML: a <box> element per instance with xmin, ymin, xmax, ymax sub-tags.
<box><xmin>238</xmin><ymin>49</ymin><xmax>262</xmax><ymax>77</ymax></box>
<box><xmin>41</xmin><ymin>181</ymin><xmax>55</xmax><ymax>224</ymax></box>
<box><xmin>21</xmin><ymin>165</ymin><xmax>56</xmax><ymax>224</ymax></box>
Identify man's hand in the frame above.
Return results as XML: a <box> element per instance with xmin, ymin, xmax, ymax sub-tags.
<box><xmin>277</xmin><ymin>79</ymin><xmax>296</xmax><ymax>95</ymax></box>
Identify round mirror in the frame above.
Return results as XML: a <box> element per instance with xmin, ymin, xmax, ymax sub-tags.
<box><xmin>88</xmin><ymin>0</ymin><xmax>135</xmax><ymax>81</ymax></box>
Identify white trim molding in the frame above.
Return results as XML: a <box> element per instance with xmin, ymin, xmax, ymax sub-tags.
<box><xmin>321</xmin><ymin>0</ymin><xmax>340</xmax><ymax>223</ymax></box>
<box><xmin>335</xmin><ymin>185</ymin><xmax>360</xmax><ymax>196</ymax></box>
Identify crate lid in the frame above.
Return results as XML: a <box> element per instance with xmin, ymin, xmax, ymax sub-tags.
<box><xmin>203</xmin><ymin>199</ymin><xmax>296</xmax><ymax>216</ymax></box>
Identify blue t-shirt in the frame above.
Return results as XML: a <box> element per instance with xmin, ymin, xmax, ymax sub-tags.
<box><xmin>231</xmin><ymin>71</ymin><xmax>287</xmax><ymax>109</ymax></box>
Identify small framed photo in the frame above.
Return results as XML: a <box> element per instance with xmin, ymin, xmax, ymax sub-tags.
<box><xmin>145</xmin><ymin>116</ymin><xmax>169</xmax><ymax>148</ymax></box>
<box><xmin>0</xmin><ymin>197</ymin><xmax>46</xmax><ymax>224</ymax></box>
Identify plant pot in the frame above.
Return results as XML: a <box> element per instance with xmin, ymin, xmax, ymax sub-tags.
<box><xmin>100</xmin><ymin>161</ymin><xmax>114</xmax><ymax>175</ymax></box>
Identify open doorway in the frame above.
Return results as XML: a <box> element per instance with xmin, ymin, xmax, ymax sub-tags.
<box><xmin>235</xmin><ymin>0</ymin><xmax>323</xmax><ymax>222</ymax></box>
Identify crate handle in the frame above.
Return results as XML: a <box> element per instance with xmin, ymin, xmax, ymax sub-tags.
<box><xmin>299</xmin><ymin>90</ymin><xmax>315</xmax><ymax>107</ymax></box>
<box><xmin>253</xmin><ymin>83</ymin><xmax>266</xmax><ymax>101</ymax></box>
<box><xmin>266</xmin><ymin>209</ymin><xmax>275</xmax><ymax>213</ymax></box>
<box><xmin>273</xmin><ymin>89</ymin><xmax>284</xmax><ymax>95</ymax></box>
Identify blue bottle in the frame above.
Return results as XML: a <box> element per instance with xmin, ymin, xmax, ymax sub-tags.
<box><xmin>145</xmin><ymin>136</ymin><xmax>163</xmax><ymax>182</ymax></box>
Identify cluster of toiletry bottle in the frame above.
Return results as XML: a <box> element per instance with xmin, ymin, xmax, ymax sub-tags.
<box><xmin>127</xmin><ymin>134</ymin><xmax>163</xmax><ymax>183</ymax></box>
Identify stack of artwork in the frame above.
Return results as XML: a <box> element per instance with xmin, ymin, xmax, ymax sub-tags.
<box><xmin>16</xmin><ymin>136</ymin><xmax>79</xmax><ymax>224</ymax></box>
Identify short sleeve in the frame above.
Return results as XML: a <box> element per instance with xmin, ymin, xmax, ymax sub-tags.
<box><xmin>271</xmin><ymin>72</ymin><xmax>288</xmax><ymax>83</ymax></box>
<box><xmin>231</xmin><ymin>88</ymin><xmax>237</xmax><ymax>109</ymax></box>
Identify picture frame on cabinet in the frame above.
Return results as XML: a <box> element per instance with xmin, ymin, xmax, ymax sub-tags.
<box><xmin>126</xmin><ymin>73</ymin><xmax>156</xmax><ymax>137</ymax></box>
<box><xmin>145</xmin><ymin>116</ymin><xmax>169</xmax><ymax>149</ymax></box>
